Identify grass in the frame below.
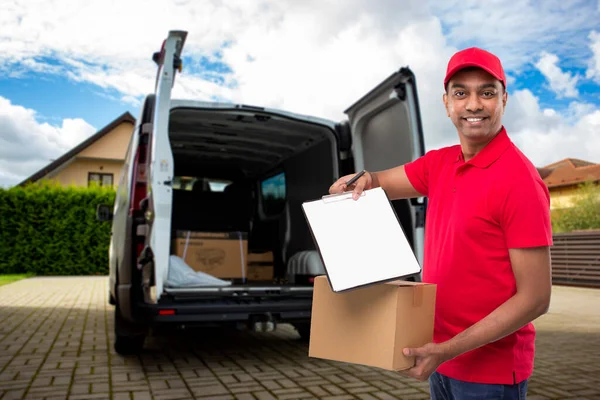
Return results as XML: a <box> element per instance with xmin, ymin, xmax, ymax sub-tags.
<box><xmin>0</xmin><ymin>274</ymin><xmax>33</xmax><ymax>287</ymax></box>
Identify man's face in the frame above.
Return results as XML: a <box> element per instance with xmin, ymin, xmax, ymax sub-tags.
<box><xmin>443</xmin><ymin>68</ymin><xmax>507</xmax><ymax>143</ymax></box>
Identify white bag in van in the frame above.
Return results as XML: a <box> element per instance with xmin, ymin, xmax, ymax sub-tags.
<box><xmin>166</xmin><ymin>255</ymin><xmax>232</xmax><ymax>287</ymax></box>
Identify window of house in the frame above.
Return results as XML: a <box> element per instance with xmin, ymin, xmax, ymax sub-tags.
<box><xmin>260</xmin><ymin>172</ymin><xmax>286</xmax><ymax>215</ymax></box>
<box><xmin>89</xmin><ymin>172</ymin><xmax>114</xmax><ymax>187</ymax></box>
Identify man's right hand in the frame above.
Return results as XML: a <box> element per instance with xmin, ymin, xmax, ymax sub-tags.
<box><xmin>329</xmin><ymin>171</ymin><xmax>375</xmax><ymax>200</ymax></box>
<box><xmin>328</xmin><ymin>165</ymin><xmax>422</xmax><ymax>201</ymax></box>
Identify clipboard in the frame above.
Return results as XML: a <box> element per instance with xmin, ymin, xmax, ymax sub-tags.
<box><xmin>301</xmin><ymin>187</ymin><xmax>421</xmax><ymax>293</ymax></box>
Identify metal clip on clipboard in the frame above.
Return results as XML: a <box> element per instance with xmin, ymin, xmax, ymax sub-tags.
<box><xmin>320</xmin><ymin>190</ymin><xmax>366</xmax><ymax>204</ymax></box>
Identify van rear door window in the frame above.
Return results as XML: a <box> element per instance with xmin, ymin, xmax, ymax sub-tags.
<box><xmin>261</xmin><ymin>172</ymin><xmax>286</xmax><ymax>215</ymax></box>
<box><xmin>172</xmin><ymin>177</ymin><xmax>231</xmax><ymax>192</ymax></box>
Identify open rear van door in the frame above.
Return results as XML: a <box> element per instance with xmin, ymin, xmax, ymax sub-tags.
<box><xmin>343</xmin><ymin>67</ymin><xmax>427</xmax><ymax>273</ymax></box>
<box><xmin>142</xmin><ymin>30</ymin><xmax>187</xmax><ymax>302</ymax></box>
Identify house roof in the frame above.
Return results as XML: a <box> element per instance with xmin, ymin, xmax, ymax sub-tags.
<box><xmin>539</xmin><ymin>158</ymin><xmax>600</xmax><ymax>189</ymax></box>
<box><xmin>18</xmin><ymin>112</ymin><xmax>136</xmax><ymax>186</ymax></box>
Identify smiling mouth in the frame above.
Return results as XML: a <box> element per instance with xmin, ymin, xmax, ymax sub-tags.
<box><xmin>462</xmin><ymin>117</ymin><xmax>487</xmax><ymax>124</ymax></box>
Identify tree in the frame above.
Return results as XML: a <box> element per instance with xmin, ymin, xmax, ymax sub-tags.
<box><xmin>551</xmin><ymin>180</ymin><xmax>600</xmax><ymax>233</ymax></box>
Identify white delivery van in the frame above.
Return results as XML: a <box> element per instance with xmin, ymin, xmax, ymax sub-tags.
<box><xmin>97</xmin><ymin>30</ymin><xmax>427</xmax><ymax>355</ymax></box>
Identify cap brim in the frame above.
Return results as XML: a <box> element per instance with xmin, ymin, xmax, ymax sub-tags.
<box><xmin>444</xmin><ymin>62</ymin><xmax>504</xmax><ymax>86</ymax></box>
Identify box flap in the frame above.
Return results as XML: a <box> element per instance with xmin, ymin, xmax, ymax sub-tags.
<box><xmin>384</xmin><ymin>279</ymin><xmax>433</xmax><ymax>287</ymax></box>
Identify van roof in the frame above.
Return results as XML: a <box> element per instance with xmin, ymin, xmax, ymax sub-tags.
<box><xmin>170</xmin><ymin>99</ymin><xmax>338</xmax><ymax>129</ymax></box>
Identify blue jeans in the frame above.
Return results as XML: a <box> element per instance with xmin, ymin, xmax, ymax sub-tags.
<box><xmin>429</xmin><ymin>371</ymin><xmax>528</xmax><ymax>400</ymax></box>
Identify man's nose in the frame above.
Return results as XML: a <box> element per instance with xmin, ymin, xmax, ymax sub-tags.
<box><xmin>465</xmin><ymin>93</ymin><xmax>483</xmax><ymax>112</ymax></box>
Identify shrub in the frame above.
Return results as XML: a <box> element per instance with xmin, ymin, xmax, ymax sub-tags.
<box><xmin>0</xmin><ymin>180</ymin><xmax>115</xmax><ymax>275</ymax></box>
<box><xmin>551</xmin><ymin>180</ymin><xmax>600</xmax><ymax>233</ymax></box>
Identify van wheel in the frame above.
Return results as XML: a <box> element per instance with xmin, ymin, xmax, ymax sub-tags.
<box><xmin>114</xmin><ymin>305</ymin><xmax>147</xmax><ymax>356</ymax></box>
<box><xmin>294</xmin><ymin>323</ymin><xmax>311</xmax><ymax>341</ymax></box>
<box><xmin>115</xmin><ymin>334</ymin><xmax>145</xmax><ymax>355</ymax></box>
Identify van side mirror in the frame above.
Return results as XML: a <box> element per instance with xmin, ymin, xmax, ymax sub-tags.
<box><xmin>96</xmin><ymin>204</ymin><xmax>113</xmax><ymax>221</ymax></box>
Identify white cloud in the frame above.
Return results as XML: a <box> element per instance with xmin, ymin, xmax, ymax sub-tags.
<box><xmin>503</xmin><ymin>90</ymin><xmax>600</xmax><ymax>167</ymax></box>
<box><xmin>0</xmin><ymin>96</ymin><xmax>96</xmax><ymax>187</ymax></box>
<box><xmin>535</xmin><ymin>52</ymin><xmax>580</xmax><ymax>98</ymax></box>
<box><xmin>1</xmin><ymin>0</ymin><xmax>600</xmax><ymax>186</ymax></box>
<box><xmin>586</xmin><ymin>30</ymin><xmax>600</xmax><ymax>83</ymax></box>
<box><xmin>429</xmin><ymin>0</ymin><xmax>600</xmax><ymax>70</ymax></box>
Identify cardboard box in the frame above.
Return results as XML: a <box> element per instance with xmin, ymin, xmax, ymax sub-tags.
<box><xmin>308</xmin><ymin>275</ymin><xmax>436</xmax><ymax>371</ymax></box>
<box><xmin>172</xmin><ymin>231</ymin><xmax>248</xmax><ymax>279</ymax></box>
<box><xmin>247</xmin><ymin>251</ymin><xmax>274</xmax><ymax>281</ymax></box>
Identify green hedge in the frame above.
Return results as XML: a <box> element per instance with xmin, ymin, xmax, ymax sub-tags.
<box><xmin>551</xmin><ymin>181</ymin><xmax>600</xmax><ymax>233</ymax></box>
<box><xmin>0</xmin><ymin>181</ymin><xmax>115</xmax><ymax>275</ymax></box>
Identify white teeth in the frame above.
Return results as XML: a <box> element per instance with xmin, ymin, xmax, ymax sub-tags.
<box><xmin>466</xmin><ymin>118</ymin><xmax>483</xmax><ymax>122</ymax></box>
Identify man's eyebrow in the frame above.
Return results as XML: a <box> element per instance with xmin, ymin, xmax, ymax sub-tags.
<box><xmin>449</xmin><ymin>82</ymin><xmax>499</xmax><ymax>90</ymax></box>
<box><xmin>478</xmin><ymin>83</ymin><xmax>498</xmax><ymax>90</ymax></box>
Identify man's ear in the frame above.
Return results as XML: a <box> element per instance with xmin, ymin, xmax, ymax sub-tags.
<box><xmin>443</xmin><ymin>93</ymin><xmax>450</xmax><ymax>117</ymax></box>
<box><xmin>502</xmin><ymin>90</ymin><xmax>508</xmax><ymax>113</ymax></box>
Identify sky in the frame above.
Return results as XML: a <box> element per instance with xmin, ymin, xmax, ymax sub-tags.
<box><xmin>1</xmin><ymin>0</ymin><xmax>600</xmax><ymax>187</ymax></box>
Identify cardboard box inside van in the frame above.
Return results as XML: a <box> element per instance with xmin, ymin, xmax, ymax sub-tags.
<box><xmin>247</xmin><ymin>251</ymin><xmax>274</xmax><ymax>281</ymax></box>
<box><xmin>308</xmin><ymin>275</ymin><xmax>436</xmax><ymax>371</ymax></box>
<box><xmin>172</xmin><ymin>230</ymin><xmax>248</xmax><ymax>279</ymax></box>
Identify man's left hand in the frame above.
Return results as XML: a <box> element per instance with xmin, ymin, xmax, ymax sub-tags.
<box><xmin>400</xmin><ymin>343</ymin><xmax>450</xmax><ymax>381</ymax></box>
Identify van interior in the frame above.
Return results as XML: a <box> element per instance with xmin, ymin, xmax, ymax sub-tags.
<box><xmin>165</xmin><ymin>105</ymin><xmax>417</xmax><ymax>288</ymax></box>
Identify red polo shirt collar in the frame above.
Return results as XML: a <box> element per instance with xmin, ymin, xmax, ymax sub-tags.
<box><xmin>455</xmin><ymin>126</ymin><xmax>511</xmax><ymax>168</ymax></box>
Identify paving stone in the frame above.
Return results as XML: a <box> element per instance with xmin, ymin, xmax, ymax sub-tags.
<box><xmin>373</xmin><ymin>392</ymin><xmax>401</xmax><ymax>400</ymax></box>
<box><xmin>191</xmin><ymin>383</ymin><xmax>230</xmax><ymax>396</ymax></box>
<box><xmin>235</xmin><ymin>394</ymin><xmax>255</xmax><ymax>400</ymax></box>
<box><xmin>69</xmin><ymin>394</ymin><xmax>115</xmax><ymax>400</ymax></box>
<box><xmin>2</xmin><ymin>389</ymin><xmax>26</xmax><ymax>400</ymax></box>
<box><xmin>132</xmin><ymin>392</ymin><xmax>154</xmax><ymax>400</ymax></box>
<box><xmin>114</xmin><ymin>393</ymin><xmax>134</xmax><ymax>400</ymax></box>
<box><xmin>253</xmin><ymin>392</ymin><xmax>277</xmax><ymax>400</ymax></box>
<box><xmin>152</xmin><ymin>389</ymin><xmax>195</xmax><ymax>400</ymax></box>
<box><xmin>1</xmin><ymin>277</ymin><xmax>600</xmax><ymax>400</ymax></box>
<box><xmin>389</xmin><ymin>387</ymin><xmax>422</xmax><ymax>396</ymax></box>
<box><xmin>228</xmin><ymin>383</ymin><xmax>264</xmax><ymax>394</ymax></box>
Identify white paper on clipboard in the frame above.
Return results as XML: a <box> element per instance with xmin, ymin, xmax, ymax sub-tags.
<box><xmin>301</xmin><ymin>187</ymin><xmax>421</xmax><ymax>293</ymax></box>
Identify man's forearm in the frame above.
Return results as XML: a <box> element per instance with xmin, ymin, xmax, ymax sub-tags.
<box><xmin>368</xmin><ymin>166</ymin><xmax>421</xmax><ymax>199</ymax></box>
<box><xmin>440</xmin><ymin>293</ymin><xmax>549</xmax><ymax>362</ymax></box>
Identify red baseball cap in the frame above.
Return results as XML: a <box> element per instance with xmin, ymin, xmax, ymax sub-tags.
<box><xmin>444</xmin><ymin>47</ymin><xmax>506</xmax><ymax>89</ymax></box>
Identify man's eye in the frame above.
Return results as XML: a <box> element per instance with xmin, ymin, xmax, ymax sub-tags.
<box><xmin>454</xmin><ymin>91</ymin><xmax>465</xmax><ymax>96</ymax></box>
<box><xmin>482</xmin><ymin>91</ymin><xmax>494</xmax><ymax>97</ymax></box>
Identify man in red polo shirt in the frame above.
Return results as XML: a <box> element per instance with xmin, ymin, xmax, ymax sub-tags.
<box><xmin>329</xmin><ymin>48</ymin><xmax>553</xmax><ymax>399</ymax></box>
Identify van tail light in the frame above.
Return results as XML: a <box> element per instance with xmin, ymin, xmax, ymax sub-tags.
<box><xmin>129</xmin><ymin>135</ymin><xmax>148</xmax><ymax>216</ymax></box>
<box><xmin>130</xmin><ymin>132</ymin><xmax>149</xmax><ymax>259</ymax></box>
<box><xmin>158</xmin><ymin>309</ymin><xmax>176</xmax><ymax>316</ymax></box>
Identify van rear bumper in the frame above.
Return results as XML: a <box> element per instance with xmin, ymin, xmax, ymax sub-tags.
<box><xmin>136</xmin><ymin>295</ymin><xmax>312</xmax><ymax>325</ymax></box>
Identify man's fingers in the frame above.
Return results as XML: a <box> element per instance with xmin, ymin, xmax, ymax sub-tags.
<box><xmin>403</xmin><ymin>347</ymin><xmax>425</xmax><ymax>357</ymax></box>
<box><xmin>398</xmin><ymin>367</ymin><xmax>423</xmax><ymax>381</ymax></box>
<box><xmin>329</xmin><ymin>179</ymin><xmax>346</xmax><ymax>194</ymax></box>
<box><xmin>330</xmin><ymin>172</ymin><xmax>371</xmax><ymax>197</ymax></box>
<box><xmin>352</xmin><ymin>178</ymin><xmax>366</xmax><ymax>200</ymax></box>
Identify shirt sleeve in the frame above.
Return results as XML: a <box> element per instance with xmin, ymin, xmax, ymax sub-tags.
<box><xmin>499</xmin><ymin>176</ymin><xmax>553</xmax><ymax>249</ymax></box>
<box><xmin>403</xmin><ymin>151</ymin><xmax>432</xmax><ymax>197</ymax></box>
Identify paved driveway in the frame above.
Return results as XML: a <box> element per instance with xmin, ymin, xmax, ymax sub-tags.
<box><xmin>1</xmin><ymin>277</ymin><xmax>599</xmax><ymax>400</ymax></box>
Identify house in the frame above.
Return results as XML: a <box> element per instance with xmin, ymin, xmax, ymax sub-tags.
<box><xmin>18</xmin><ymin>112</ymin><xmax>135</xmax><ymax>188</ymax></box>
<box><xmin>537</xmin><ymin>158</ymin><xmax>600</xmax><ymax>209</ymax></box>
